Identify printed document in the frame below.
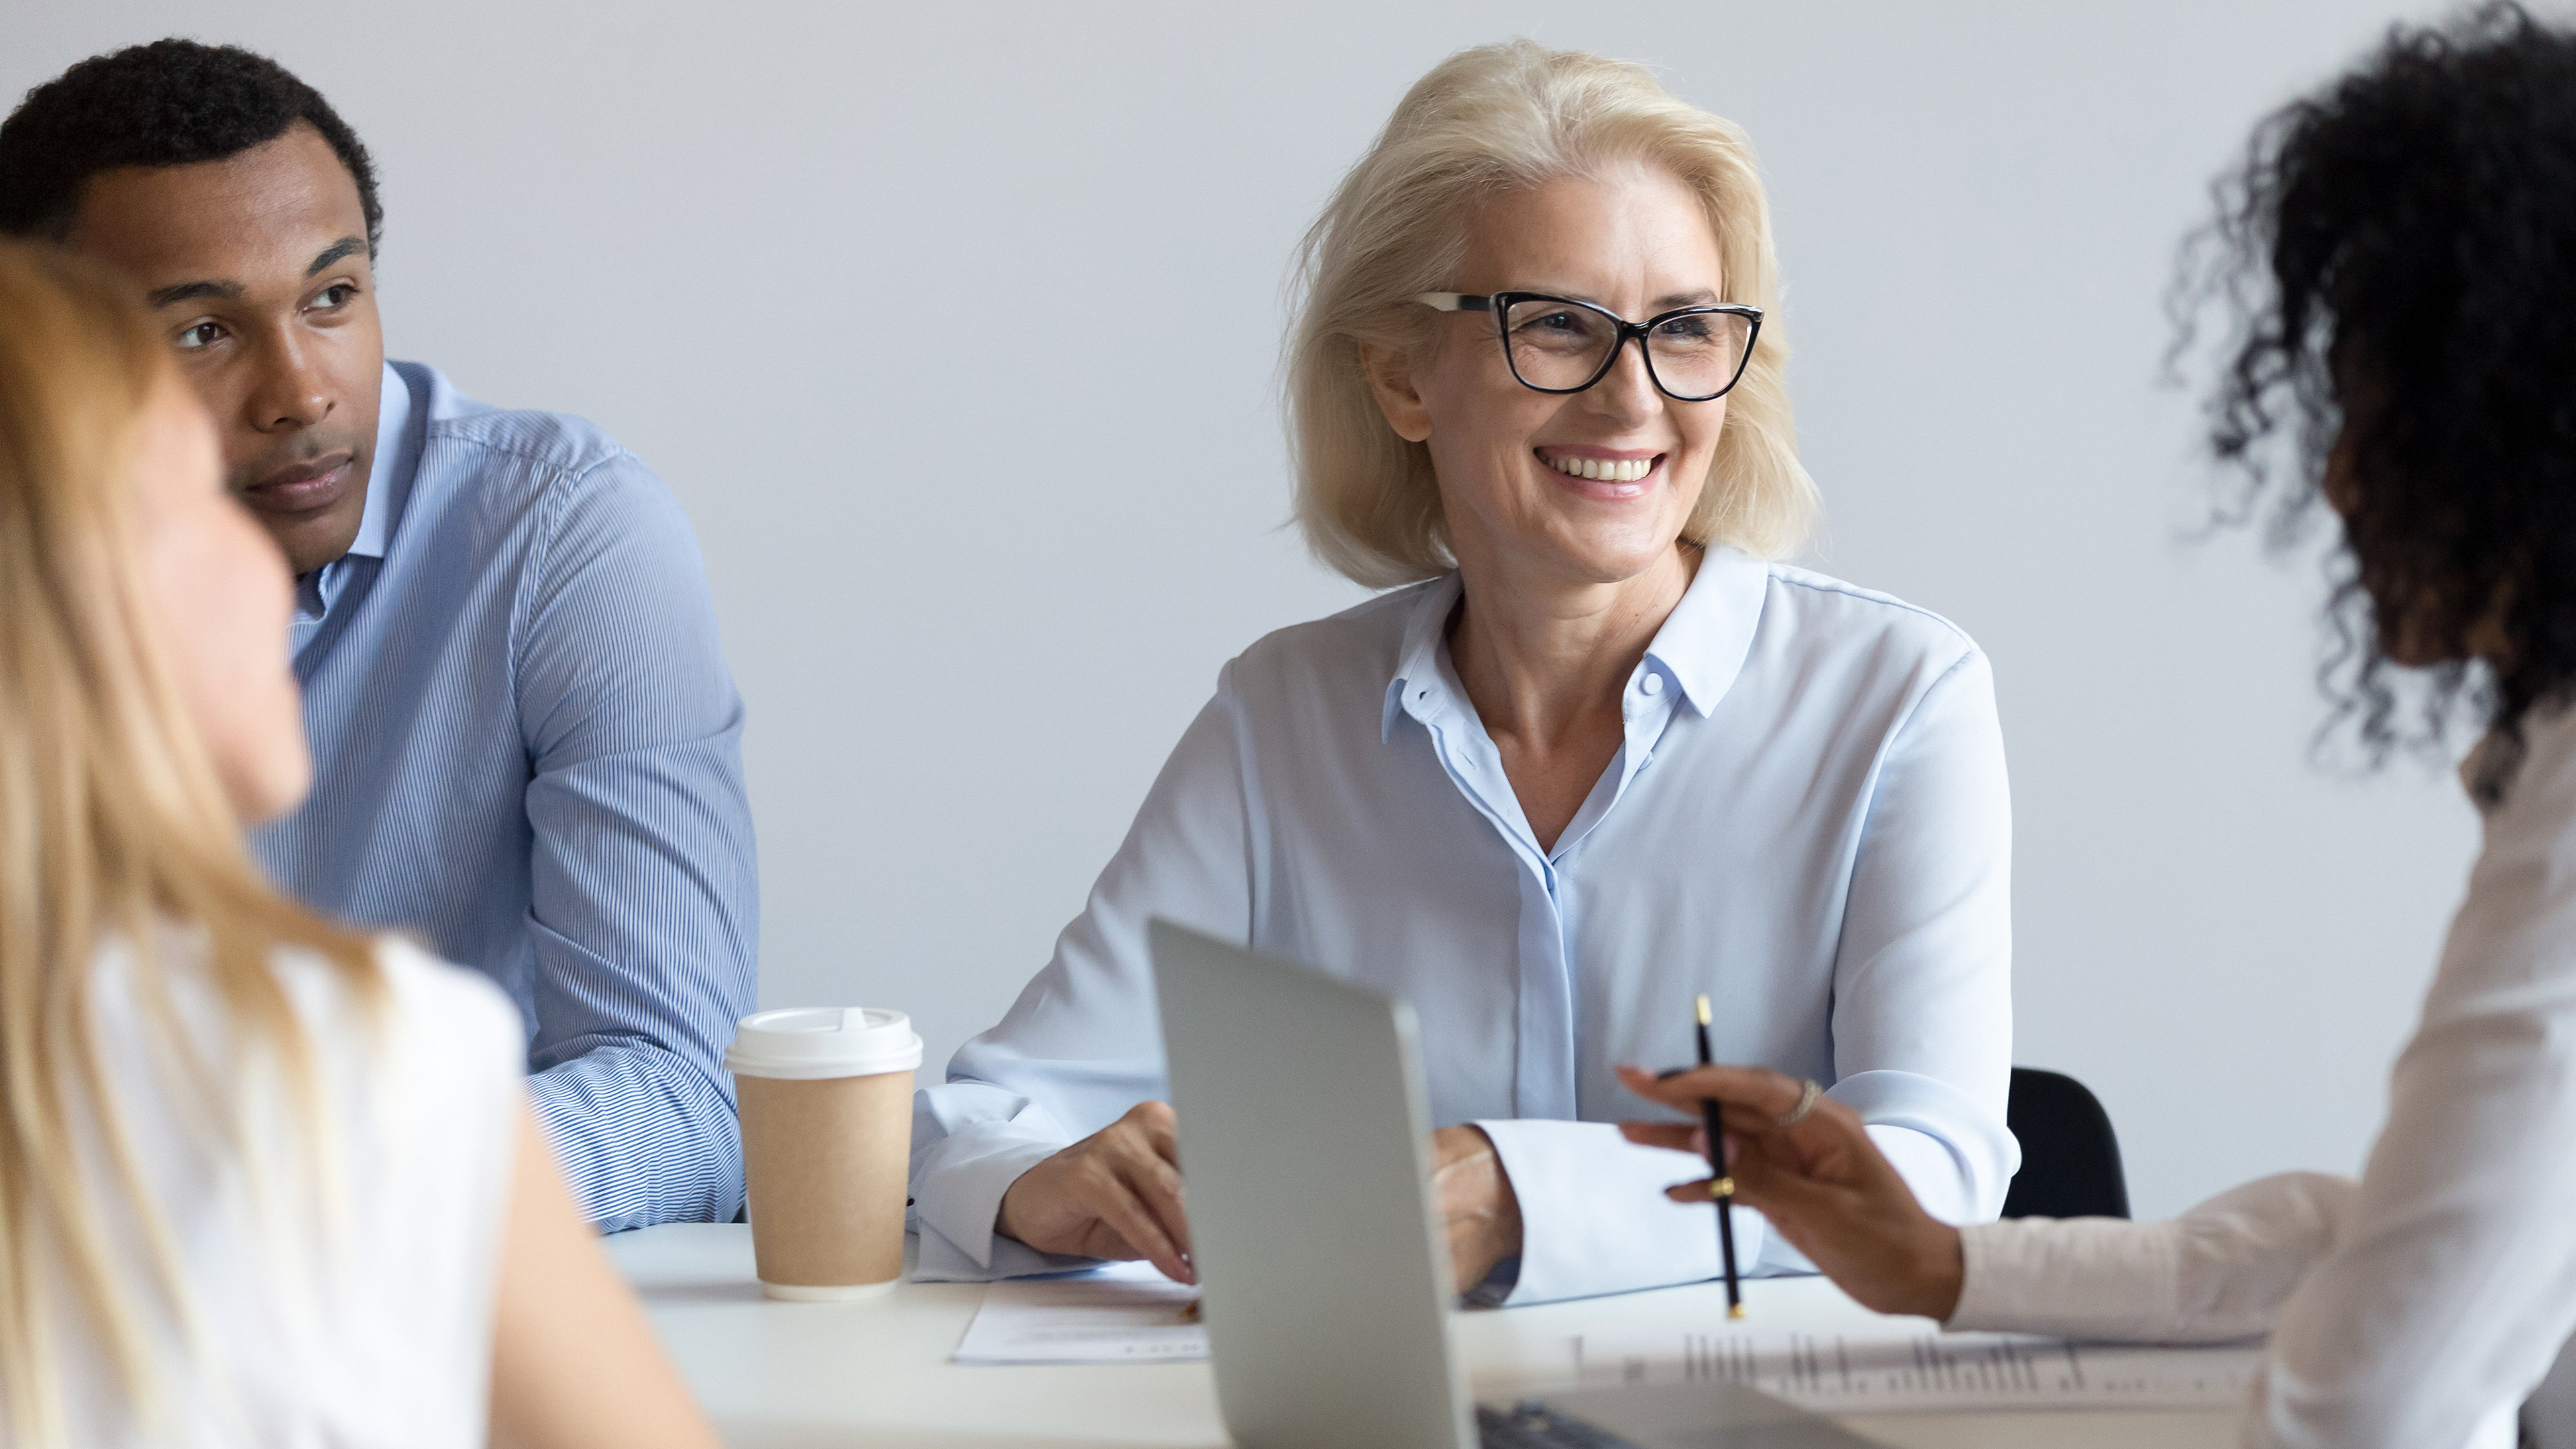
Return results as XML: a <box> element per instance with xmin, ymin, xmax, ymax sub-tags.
<box><xmin>1557</xmin><ymin>1326</ymin><xmax>2262</xmax><ymax>1414</ymax></box>
<box><xmin>952</xmin><ymin>1262</ymin><xmax>1208</xmax><ymax>1365</ymax></box>
<box><xmin>951</xmin><ymin>1265</ymin><xmax>2262</xmax><ymax>1412</ymax></box>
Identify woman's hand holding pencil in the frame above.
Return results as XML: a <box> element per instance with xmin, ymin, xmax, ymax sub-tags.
<box><xmin>1615</xmin><ymin>1061</ymin><xmax>1967</xmax><ymax>1323</ymax></box>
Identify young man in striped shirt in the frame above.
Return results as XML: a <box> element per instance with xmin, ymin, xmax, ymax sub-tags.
<box><xmin>0</xmin><ymin>40</ymin><xmax>759</xmax><ymax>1230</ymax></box>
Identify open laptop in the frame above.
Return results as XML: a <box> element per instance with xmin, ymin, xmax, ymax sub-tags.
<box><xmin>1148</xmin><ymin>920</ymin><xmax>1882</xmax><ymax>1449</ymax></box>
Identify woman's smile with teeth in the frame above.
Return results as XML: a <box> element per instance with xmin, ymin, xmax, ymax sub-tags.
<box><xmin>1542</xmin><ymin>452</ymin><xmax>1659</xmax><ymax>484</ymax></box>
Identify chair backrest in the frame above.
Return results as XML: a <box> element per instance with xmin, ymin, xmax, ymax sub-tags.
<box><xmin>2000</xmin><ymin>1067</ymin><xmax>2130</xmax><ymax>1220</ymax></box>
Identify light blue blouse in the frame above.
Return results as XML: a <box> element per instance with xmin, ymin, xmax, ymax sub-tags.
<box><xmin>911</xmin><ymin>547</ymin><xmax>2018</xmax><ymax>1303</ymax></box>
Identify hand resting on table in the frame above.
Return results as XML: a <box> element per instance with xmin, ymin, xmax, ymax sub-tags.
<box><xmin>995</xmin><ymin>1102</ymin><xmax>1524</xmax><ymax>1296</ymax></box>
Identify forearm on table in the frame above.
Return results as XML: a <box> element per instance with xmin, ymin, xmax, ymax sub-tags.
<box><xmin>2261</xmin><ymin>1010</ymin><xmax>2576</xmax><ymax>1448</ymax></box>
<box><xmin>1869</xmin><ymin>1123</ymin><xmax>1980</xmax><ymax>1225</ymax></box>
<box><xmin>909</xmin><ymin>1135</ymin><xmax>1077</xmax><ymax>1277</ymax></box>
<box><xmin>907</xmin><ymin>1081</ymin><xmax>1104</xmax><ymax>1281</ymax></box>
<box><xmin>527</xmin><ymin>1042</ymin><xmax>743</xmax><ymax>1232</ymax></box>
<box><xmin>1828</xmin><ymin>1070</ymin><xmax>2016</xmax><ymax>1222</ymax></box>
<box><xmin>1477</xmin><ymin>1117</ymin><xmax>1768</xmax><ymax>1305</ymax></box>
<box><xmin>1737</xmin><ymin>1116</ymin><xmax>1986</xmax><ymax>1278</ymax></box>
<box><xmin>519</xmin><ymin>763</ymin><xmax>755</xmax><ymax>1233</ymax></box>
<box><xmin>1949</xmin><ymin>1171</ymin><xmax>2351</xmax><ymax>1341</ymax></box>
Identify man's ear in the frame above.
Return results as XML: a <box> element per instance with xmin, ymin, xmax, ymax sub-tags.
<box><xmin>1359</xmin><ymin>341</ymin><xmax>1434</xmax><ymax>444</ymax></box>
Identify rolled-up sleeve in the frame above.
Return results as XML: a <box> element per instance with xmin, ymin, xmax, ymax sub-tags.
<box><xmin>909</xmin><ymin>678</ymin><xmax>1255</xmax><ymax>1280</ymax></box>
<box><xmin>516</xmin><ymin>454</ymin><xmax>759</xmax><ymax>1231</ymax></box>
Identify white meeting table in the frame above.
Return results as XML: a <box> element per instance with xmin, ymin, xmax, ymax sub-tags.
<box><xmin>608</xmin><ymin>1224</ymin><xmax>2235</xmax><ymax>1449</ymax></box>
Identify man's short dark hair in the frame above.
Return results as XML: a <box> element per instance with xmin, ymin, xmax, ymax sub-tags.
<box><xmin>0</xmin><ymin>39</ymin><xmax>381</xmax><ymax>251</ymax></box>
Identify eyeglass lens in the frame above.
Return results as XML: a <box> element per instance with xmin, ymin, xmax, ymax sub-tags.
<box><xmin>1501</xmin><ymin>298</ymin><xmax>1753</xmax><ymax>399</ymax></box>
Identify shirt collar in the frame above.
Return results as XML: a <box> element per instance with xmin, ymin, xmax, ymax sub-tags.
<box><xmin>1383</xmin><ymin>574</ymin><xmax>1467</xmax><ymax>742</ymax></box>
<box><xmin>1641</xmin><ymin>545</ymin><xmax>1770</xmax><ymax>717</ymax></box>
<box><xmin>1378</xmin><ymin>546</ymin><xmax>1771</xmax><ymax>741</ymax></box>
<box><xmin>343</xmin><ymin>362</ymin><xmax>419</xmax><ymax>562</ymax></box>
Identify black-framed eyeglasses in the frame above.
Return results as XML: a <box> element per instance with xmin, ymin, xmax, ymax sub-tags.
<box><xmin>1414</xmin><ymin>292</ymin><xmax>1763</xmax><ymax>402</ymax></box>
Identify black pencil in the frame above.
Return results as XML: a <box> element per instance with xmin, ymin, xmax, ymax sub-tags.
<box><xmin>1695</xmin><ymin>994</ymin><xmax>1746</xmax><ymax>1320</ymax></box>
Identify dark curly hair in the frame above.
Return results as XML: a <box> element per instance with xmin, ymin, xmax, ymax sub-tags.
<box><xmin>2191</xmin><ymin>3</ymin><xmax>2576</xmax><ymax>775</ymax></box>
<box><xmin>0</xmin><ymin>39</ymin><xmax>380</xmax><ymax>252</ymax></box>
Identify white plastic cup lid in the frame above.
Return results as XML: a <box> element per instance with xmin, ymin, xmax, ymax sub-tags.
<box><xmin>724</xmin><ymin>1007</ymin><xmax>923</xmax><ymax>1080</ymax></box>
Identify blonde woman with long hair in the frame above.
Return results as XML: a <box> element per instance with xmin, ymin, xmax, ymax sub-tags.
<box><xmin>911</xmin><ymin>41</ymin><xmax>2016</xmax><ymax>1308</ymax></box>
<box><xmin>0</xmin><ymin>241</ymin><xmax>716</xmax><ymax>1444</ymax></box>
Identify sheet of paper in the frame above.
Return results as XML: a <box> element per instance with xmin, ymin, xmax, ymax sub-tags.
<box><xmin>952</xmin><ymin>1262</ymin><xmax>1209</xmax><ymax>1365</ymax></box>
<box><xmin>1557</xmin><ymin>1326</ymin><xmax>2263</xmax><ymax>1415</ymax></box>
<box><xmin>951</xmin><ymin>1263</ymin><xmax>2264</xmax><ymax>1412</ymax></box>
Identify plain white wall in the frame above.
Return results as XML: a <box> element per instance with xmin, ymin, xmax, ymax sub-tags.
<box><xmin>10</xmin><ymin>0</ymin><xmax>2494</xmax><ymax>1220</ymax></box>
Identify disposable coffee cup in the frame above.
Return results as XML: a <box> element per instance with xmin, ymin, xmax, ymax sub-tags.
<box><xmin>726</xmin><ymin>1007</ymin><xmax>923</xmax><ymax>1302</ymax></box>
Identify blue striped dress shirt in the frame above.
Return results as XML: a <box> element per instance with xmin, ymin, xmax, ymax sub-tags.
<box><xmin>251</xmin><ymin>361</ymin><xmax>758</xmax><ymax>1231</ymax></box>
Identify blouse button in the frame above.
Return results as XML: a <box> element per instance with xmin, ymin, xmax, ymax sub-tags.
<box><xmin>1641</xmin><ymin>674</ymin><xmax>1665</xmax><ymax>696</ymax></box>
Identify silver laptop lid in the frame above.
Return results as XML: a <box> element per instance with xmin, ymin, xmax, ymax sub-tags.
<box><xmin>1150</xmin><ymin>919</ymin><xmax>1473</xmax><ymax>1449</ymax></box>
<box><xmin>1150</xmin><ymin>921</ymin><xmax>1882</xmax><ymax>1449</ymax></box>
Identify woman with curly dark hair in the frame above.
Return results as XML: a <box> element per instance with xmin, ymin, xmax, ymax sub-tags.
<box><xmin>1620</xmin><ymin>8</ymin><xmax>2576</xmax><ymax>1446</ymax></box>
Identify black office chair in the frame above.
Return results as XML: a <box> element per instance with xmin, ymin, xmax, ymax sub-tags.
<box><xmin>2000</xmin><ymin>1067</ymin><xmax>2130</xmax><ymax>1220</ymax></box>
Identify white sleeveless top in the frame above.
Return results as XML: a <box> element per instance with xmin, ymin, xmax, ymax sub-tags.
<box><xmin>26</xmin><ymin>932</ymin><xmax>524</xmax><ymax>1446</ymax></box>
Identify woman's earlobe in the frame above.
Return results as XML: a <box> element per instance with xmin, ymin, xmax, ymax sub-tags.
<box><xmin>1359</xmin><ymin>341</ymin><xmax>1435</xmax><ymax>443</ymax></box>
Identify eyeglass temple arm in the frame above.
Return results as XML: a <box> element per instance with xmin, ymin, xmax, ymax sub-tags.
<box><xmin>1412</xmin><ymin>292</ymin><xmax>1492</xmax><ymax>313</ymax></box>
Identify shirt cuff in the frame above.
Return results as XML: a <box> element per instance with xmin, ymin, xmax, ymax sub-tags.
<box><xmin>912</xmin><ymin>1217</ymin><xmax>1106</xmax><ymax>1282</ymax></box>
<box><xmin>1832</xmin><ymin>1069</ymin><xmax>2016</xmax><ymax>1223</ymax></box>
<box><xmin>1744</xmin><ymin>1126</ymin><xmax>1982</xmax><ymax>1278</ymax></box>
<box><xmin>1871</xmin><ymin>1123</ymin><xmax>1976</xmax><ymax>1224</ymax></box>
<box><xmin>905</xmin><ymin>1081</ymin><xmax>1115</xmax><ymax>1286</ymax></box>
<box><xmin>1475</xmin><ymin>1118</ymin><xmax>1768</xmax><ymax>1305</ymax></box>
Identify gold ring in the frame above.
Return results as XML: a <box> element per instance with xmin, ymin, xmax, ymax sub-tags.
<box><xmin>1709</xmin><ymin>1177</ymin><xmax>1736</xmax><ymax>1198</ymax></box>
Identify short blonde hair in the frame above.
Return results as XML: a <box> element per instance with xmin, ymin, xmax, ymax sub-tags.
<box><xmin>1289</xmin><ymin>41</ymin><xmax>1816</xmax><ymax>588</ymax></box>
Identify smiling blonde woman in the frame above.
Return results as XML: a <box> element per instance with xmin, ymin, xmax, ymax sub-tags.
<box><xmin>1289</xmin><ymin>43</ymin><xmax>1812</xmax><ymax>585</ymax></box>
<box><xmin>911</xmin><ymin>41</ymin><xmax>2018</xmax><ymax>1307</ymax></box>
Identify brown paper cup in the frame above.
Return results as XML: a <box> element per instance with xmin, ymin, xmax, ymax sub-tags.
<box><xmin>737</xmin><ymin>1070</ymin><xmax>913</xmax><ymax>1298</ymax></box>
<box><xmin>726</xmin><ymin>1007</ymin><xmax>923</xmax><ymax>1302</ymax></box>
